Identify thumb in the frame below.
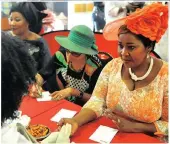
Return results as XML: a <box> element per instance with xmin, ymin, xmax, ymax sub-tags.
<box><xmin>51</xmin><ymin>91</ymin><xmax>58</xmax><ymax>97</ymax></box>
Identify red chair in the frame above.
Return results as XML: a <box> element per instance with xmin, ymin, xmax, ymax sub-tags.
<box><xmin>41</xmin><ymin>30</ymin><xmax>161</xmax><ymax>59</ymax></box>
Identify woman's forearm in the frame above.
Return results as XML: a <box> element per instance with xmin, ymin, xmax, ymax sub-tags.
<box><xmin>133</xmin><ymin>122</ymin><xmax>157</xmax><ymax>133</ymax></box>
<box><xmin>70</xmin><ymin>88</ymin><xmax>91</xmax><ymax>102</ymax></box>
<box><xmin>73</xmin><ymin>108</ymin><xmax>97</xmax><ymax>127</ymax></box>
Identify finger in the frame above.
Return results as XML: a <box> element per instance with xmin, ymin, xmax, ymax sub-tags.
<box><xmin>33</xmin><ymin>91</ymin><xmax>42</xmax><ymax>98</ymax></box>
<box><xmin>57</xmin><ymin>126</ymin><xmax>61</xmax><ymax>131</ymax></box>
<box><xmin>29</xmin><ymin>92</ymin><xmax>40</xmax><ymax>98</ymax></box>
<box><xmin>58</xmin><ymin>118</ymin><xmax>65</xmax><ymax>127</ymax></box>
<box><xmin>103</xmin><ymin>108</ymin><xmax>113</xmax><ymax>114</ymax></box>
<box><xmin>112</xmin><ymin>117</ymin><xmax>121</xmax><ymax>125</ymax></box>
<box><xmin>53</xmin><ymin>94</ymin><xmax>64</xmax><ymax>100</ymax></box>
<box><xmin>51</xmin><ymin>91</ymin><xmax>58</xmax><ymax>97</ymax></box>
<box><xmin>105</xmin><ymin>112</ymin><xmax>118</xmax><ymax>121</ymax></box>
<box><xmin>51</xmin><ymin>94</ymin><xmax>58</xmax><ymax>99</ymax></box>
<box><xmin>112</xmin><ymin>120</ymin><xmax>120</xmax><ymax>129</ymax></box>
<box><xmin>117</xmin><ymin>118</ymin><xmax>121</xmax><ymax>123</ymax></box>
<box><xmin>103</xmin><ymin>109</ymin><xmax>113</xmax><ymax>116</ymax></box>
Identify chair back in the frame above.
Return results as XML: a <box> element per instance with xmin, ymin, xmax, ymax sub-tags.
<box><xmin>41</xmin><ymin>30</ymin><xmax>161</xmax><ymax>59</ymax></box>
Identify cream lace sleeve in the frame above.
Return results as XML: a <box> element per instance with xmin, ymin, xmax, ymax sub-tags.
<box><xmin>154</xmin><ymin>63</ymin><xmax>168</xmax><ymax>136</ymax></box>
<box><xmin>83</xmin><ymin>60</ymin><xmax>114</xmax><ymax>117</ymax></box>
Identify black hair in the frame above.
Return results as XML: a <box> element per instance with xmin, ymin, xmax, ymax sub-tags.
<box><xmin>10</xmin><ymin>2</ymin><xmax>47</xmax><ymax>34</ymax></box>
<box><xmin>118</xmin><ymin>25</ymin><xmax>156</xmax><ymax>51</ymax></box>
<box><xmin>1</xmin><ymin>31</ymin><xmax>37</xmax><ymax>124</ymax></box>
<box><xmin>29</xmin><ymin>2</ymin><xmax>47</xmax><ymax>34</ymax></box>
<box><xmin>31</xmin><ymin>2</ymin><xmax>47</xmax><ymax>11</ymax></box>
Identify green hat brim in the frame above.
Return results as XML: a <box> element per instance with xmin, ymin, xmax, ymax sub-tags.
<box><xmin>55</xmin><ymin>36</ymin><xmax>98</xmax><ymax>55</ymax></box>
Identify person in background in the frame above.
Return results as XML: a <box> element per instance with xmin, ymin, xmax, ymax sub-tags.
<box><xmin>92</xmin><ymin>2</ymin><xmax>106</xmax><ymax>32</ymax></box>
<box><xmin>126</xmin><ymin>2</ymin><xmax>145</xmax><ymax>16</ymax></box>
<box><xmin>31</xmin><ymin>2</ymin><xmax>64</xmax><ymax>34</ymax></box>
<box><xmin>57</xmin><ymin>3</ymin><xmax>168</xmax><ymax>141</ymax></box>
<box><xmin>30</xmin><ymin>2</ymin><xmax>47</xmax><ymax>34</ymax></box>
<box><xmin>104</xmin><ymin>1</ymin><xmax>128</xmax><ymax>24</ymax></box>
<box><xmin>34</xmin><ymin>25</ymin><xmax>112</xmax><ymax>106</ymax></box>
<box><xmin>9</xmin><ymin>2</ymin><xmax>51</xmax><ymax>72</ymax></box>
<box><xmin>154</xmin><ymin>1</ymin><xmax>168</xmax><ymax>62</ymax></box>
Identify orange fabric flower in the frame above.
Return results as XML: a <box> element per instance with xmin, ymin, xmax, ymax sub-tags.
<box><xmin>126</xmin><ymin>3</ymin><xmax>168</xmax><ymax>42</ymax></box>
<box><xmin>103</xmin><ymin>3</ymin><xmax>168</xmax><ymax>43</ymax></box>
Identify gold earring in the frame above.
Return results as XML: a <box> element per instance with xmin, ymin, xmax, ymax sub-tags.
<box><xmin>147</xmin><ymin>53</ymin><xmax>150</xmax><ymax>58</ymax></box>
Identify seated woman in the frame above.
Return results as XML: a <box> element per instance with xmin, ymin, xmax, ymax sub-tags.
<box><xmin>57</xmin><ymin>3</ymin><xmax>168</xmax><ymax>140</ymax></box>
<box><xmin>9</xmin><ymin>2</ymin><xmax>51</xmax><ymax>72</ymax></box>
<box><xmin>35</xmin><ymin>25</ymin><xmax>111</xmax><ymax>106</ymax></box>
<box><xmin>1</xmin><ymin>31</ymin><xmax>70</xmax><ymax>144</ymax></box>
<box><xmin>1</xmin><ymin>31</ymin><xmax>37</xmax><ymax>143</ymax></box>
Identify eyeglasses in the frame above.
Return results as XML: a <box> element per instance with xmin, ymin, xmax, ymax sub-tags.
<box><xmin>66</xmin><ymin>49</ymin><xmax>82</xmax><ymax>57</ymax></box>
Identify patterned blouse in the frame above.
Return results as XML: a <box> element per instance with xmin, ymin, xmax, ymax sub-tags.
<box><xmin>83</xmin><ymin>57</ymin><xmax>168</xmax><ymax>136</ymax></box>
<box><xmin>39</xmin><ymin>47</ymin><xmax>105</xmax><ymax>104</ymax></box>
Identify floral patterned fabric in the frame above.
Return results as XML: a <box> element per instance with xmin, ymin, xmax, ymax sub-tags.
<box><xmin>83</xmin><ymin>57</ymin><xmax>168</xmax><ymax>136</ymax></box>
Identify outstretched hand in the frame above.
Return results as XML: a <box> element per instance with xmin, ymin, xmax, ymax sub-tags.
<box><xmin>51</xmin><ymin>88</ymin><xmax>72</xmax><ymax>101</ymax></box>
<box><xmin>28</xmin><ymin>83</ymin><xmax>43</xmax><ymax>98</ymax></box>
<box><xmin>57</xmin><ymin>118</ymin><xmax>79</xmax><ymax>136</ymax></box>
<box><xmin>103</xmin><ymin>109</ymin><xmax>137</xmax><ymax>132</ymax></box>
<box><xmin>41</xmin><ymin>123</ymin><xmax>72</xmax><ymax>144</ymax></box>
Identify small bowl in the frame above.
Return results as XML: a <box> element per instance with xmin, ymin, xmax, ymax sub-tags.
<box><xmin>26</xmin><ymin>124</ymin><xmax>51</xmax><ymax>141</ymax></box>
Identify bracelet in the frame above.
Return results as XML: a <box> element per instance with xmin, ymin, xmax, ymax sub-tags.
<box><xmin>78</xmin><ymin>91</ymin><xmax>84</xmax><ymax>99</ymax></box>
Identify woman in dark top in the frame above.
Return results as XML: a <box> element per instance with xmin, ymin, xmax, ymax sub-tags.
<box><xmin>9</xmin><ymin>2</ymin><xmax>51</xmax><ymax>71</ymax></box>
<box><xmin>36</xmin><ymin>25</ymin><xmax>111</xmax><ymax>105</ymax></box>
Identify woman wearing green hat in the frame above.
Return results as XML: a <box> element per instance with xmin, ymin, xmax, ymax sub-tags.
<box><xmin>35</xmin><ymin>25</ymin><xmax>110</xmax><ymax>105</ymax></box>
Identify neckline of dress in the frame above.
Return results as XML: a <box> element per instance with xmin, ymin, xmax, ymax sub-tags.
<box><xmin>119</xmin><ymin>58</ymin><xmax>164</xmax><ymax>92</ymax></box>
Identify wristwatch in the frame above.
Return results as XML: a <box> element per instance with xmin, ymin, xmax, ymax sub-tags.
<box><xmin>78</xmin><ymin>91</ymin><xmax>84</xmax><ymax>99</ymax></box>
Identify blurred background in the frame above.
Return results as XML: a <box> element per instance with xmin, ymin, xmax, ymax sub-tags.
<box><xmin>1</xmin><ymin>1</ymin><xmax>168</xmax><ymax>61</ymax></box>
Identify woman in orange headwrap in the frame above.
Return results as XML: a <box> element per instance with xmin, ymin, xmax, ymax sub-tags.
<box><xmin>57</xmin><ymin>3</ymin><xmax>168</xmax><ymax>140</ymax></box>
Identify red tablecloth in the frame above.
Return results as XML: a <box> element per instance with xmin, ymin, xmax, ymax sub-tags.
<box><xmin>20</xmin><ymin>98</ymin><xmax>162</xmax><ymax>143</ymax></box>
<box><xmin>30</xmin><ymin>99</ymin><xmax>81</xmax><ymax>132</ymax></box>
<box><xmin>19</xmin><ymin>96</ymin><xmax>65</xmax><ymax>118</ymax></box>
<box><xmin>72</xmin><ymin>117</ymin><xmax>161</xmax><ymax>143</ymax></box>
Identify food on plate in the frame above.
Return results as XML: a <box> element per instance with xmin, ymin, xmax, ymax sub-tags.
<box><xmin>26</xmin><ymin>124</ymin><xmax>50</xmax><ymax>139</ymax></box>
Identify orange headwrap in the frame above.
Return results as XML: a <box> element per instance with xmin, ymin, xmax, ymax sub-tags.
<box><xmin>103</xmin><ymin>3</ymin><xmax>168</xmax><ymax>43</ymax></box>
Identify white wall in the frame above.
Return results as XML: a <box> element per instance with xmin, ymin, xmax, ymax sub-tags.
<box><xmin>68</xmin><ymin>1</ymin><xmax>93</xmax><ymax>30</ymax></box>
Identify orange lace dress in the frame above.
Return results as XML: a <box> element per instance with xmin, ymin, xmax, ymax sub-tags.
<box><xmin>83</xmin><ymin>57</ymin><xmax>168</xmax><ymax>136</ymax></box>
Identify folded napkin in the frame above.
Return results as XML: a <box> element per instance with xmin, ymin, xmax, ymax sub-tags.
<box><xmin>41</xmin><ymin>123</ymin><xmax>72</xmax><ymax>144</ymax></box>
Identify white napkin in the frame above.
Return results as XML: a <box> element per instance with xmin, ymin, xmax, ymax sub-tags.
<box><xmin>51</xmin><ymin>109</ymin><xmax>77</xmax><ymax>122</ymax></box>
<box><xmin>89</xmin><ymin>125</ymin><xmax>118</xmax><ymax>143</ymax></box>
<box><xmin>56</xmin><ymin>123</ymin><xmax>71</xmax><ymax>143</ymax></box>
<box><xmin>41</xmin><ymin>123</ymin><xmax>72</xmax><ymax>144</ymax></box>
<box><xmin>37</xmin><ymin>91</ymin><xmax>51</xmax><ymax>101</ymax></box>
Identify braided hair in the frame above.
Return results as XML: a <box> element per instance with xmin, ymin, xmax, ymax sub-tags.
<box><xmin>1</xmin><ymin>31</ymin><xmax>37</xmax><ymax>124</ymax></box>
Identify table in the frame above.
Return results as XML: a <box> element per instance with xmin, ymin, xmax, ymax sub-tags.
<box><xmin>19</xmin><ymin>96</ymin><xmax>65</xmax><ymax>118</ymax></box>
<box><xmin>20</xmin><ymin>97</ymin><xmax>162</xmax><ymax>143</ymax></box>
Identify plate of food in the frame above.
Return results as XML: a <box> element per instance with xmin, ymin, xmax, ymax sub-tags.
<box><xmin>26</xmin><ymin>124</ymin><xmax>51</xmax><ymax>141</ymax></box>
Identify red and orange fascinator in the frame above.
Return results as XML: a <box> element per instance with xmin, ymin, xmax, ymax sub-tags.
<box><xmin>103</xmin><ymin>3</ymin><xmax>168</xmax><ymax>43</ymax></box>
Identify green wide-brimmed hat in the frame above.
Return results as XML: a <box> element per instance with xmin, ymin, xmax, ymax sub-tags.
<box><xmin>55</xmin><ymin>25</ymin><xmax>98</xmax><ymax>55</ymax></box>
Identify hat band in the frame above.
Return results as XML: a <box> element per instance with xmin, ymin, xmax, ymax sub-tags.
<box><xmin>68</xmin><ymin>31</ymin><xmax>94</xmax><ymax>48</ymax></box>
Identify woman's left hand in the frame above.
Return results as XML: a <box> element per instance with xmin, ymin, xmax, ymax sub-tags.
<box><xmin>51</xmin><ymin>88</ymin><xmax>72</xmax><ymax>101</ymax></box>
<box><xmin>103</xmin><ymin>109</ymin><xmax>137</xmax><ymax>132</ymax></box>
<box><xmin>28</xmin><ymin>83</ymin><xmax>43</xmax><ymax>98</ymax></box>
